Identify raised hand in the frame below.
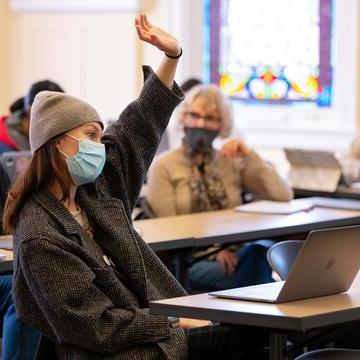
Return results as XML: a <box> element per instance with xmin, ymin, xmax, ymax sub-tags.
<box><xmin>135</xmin><ymin>14</ymin><xmax>181</xmax><ymax>58</ymax></box>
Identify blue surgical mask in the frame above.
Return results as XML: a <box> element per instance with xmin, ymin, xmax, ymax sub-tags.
<box><xmin>58</xmin><ymin>133</ymin><xmax>106</xmax><ymax>186</ymax></box>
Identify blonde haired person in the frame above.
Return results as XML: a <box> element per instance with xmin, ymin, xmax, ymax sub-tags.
<box><xmin>4</xmin><ymin>16</ymin><xmax>266</xmax><ymax>360</ymax></box>
<box><xmin>147</xmin><ymin>84</ymin><xmax>293</xmax><ymax>291</ymax></box>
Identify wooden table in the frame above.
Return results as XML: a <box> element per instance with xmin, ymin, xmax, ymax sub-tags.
<box><xmin>3</xmin><ymin>206</ymin><xmax>360</xmax><ymax>276</ymax></box>
<box><xmin>135</xmin><ymin>206</ymin><xmax>360</xmax><ymax>287</ymax></box>
<box><xmin>0</xmin><ymin>249</ymin><xmax>13</xmax><ymax>273</ymax></box>
<box><xmin>135</xmin><ymin>207</ymin><xmax>360</xmax><ymax>249</ymax></box>
<box><xmin>151</xmin><ymin>291</ymin><xmax>360</xmax><ymax>360</ymax></box>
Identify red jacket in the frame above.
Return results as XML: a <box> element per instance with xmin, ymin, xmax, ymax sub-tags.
<box><xmin>0</xmin><ymin>115</ymin><xmax>19</xmax><ymax>152</ymax></box>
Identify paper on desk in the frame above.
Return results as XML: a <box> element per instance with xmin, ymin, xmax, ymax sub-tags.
<box><xmin>0</xmin><ymin>253</ymin><xmax>7</xmax><ymax>260</ymax></box>
<box><xmin>234</xmin><ymin>199</ymin><xmax>313</xmax><ymax>215</ymax></box>
<box><xmin>309</xmin><ymin>197</ymin><xmax>360</xmax><ymax>211</ymax></box>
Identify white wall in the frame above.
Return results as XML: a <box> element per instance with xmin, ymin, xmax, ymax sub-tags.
<box><xmin>1</xmin><ymin>0</ymin><xmax>359</xmax><ymax>161</ymax></box>
<box><xmin>6</xmin><ymin>5</ymin><xmax>139</xmax><ymax>123</ymax></box>
<box><xmin>1</xmin><ymin>0</ymin><xmax>185</xmax><ymax>122</ymax></box>
<box><xmin>0</xmin><ymin>1</ymin><xmax>12</xmax><ymax>113</ymax></box>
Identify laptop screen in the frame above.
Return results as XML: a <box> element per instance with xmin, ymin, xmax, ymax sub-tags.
<box><xmin>1</xmin><ymin>151</ymin><xmax>32</xmax><ymax>184</ymax></box>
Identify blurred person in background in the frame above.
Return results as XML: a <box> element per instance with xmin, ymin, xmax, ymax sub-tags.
<box><xmin>147</xmin><ymin>84</ymin><xmax>293</xmax><ymax>292</ymax></box>
<box><xmin>0</xmin><ymin>80</ymin><xmax>63</xmax><ymax>154</ymax></box>
<box><xmin>0</xmin><ymin>79</ymin><xmax>63</xmax><ymax>360</ymax></box>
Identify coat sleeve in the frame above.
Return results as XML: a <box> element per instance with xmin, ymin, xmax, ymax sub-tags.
<box><xmin>101</xmin><ymin>66</ymin><xmax>184</xmax><ymax>215</ymax></box>
<box><xmin>240</xmin><ymin>151</ymin><xmax>293</xmax><ymax>201</ymax></box>
<box><xmin>146</xmin><ymin>157</ymin><xmax>177</xmax><ymax>217</ymax></box>
<box><xmin>16</xmin><ymin>238</ymin><xmax>171</xmax><ymax>354</ymax></box>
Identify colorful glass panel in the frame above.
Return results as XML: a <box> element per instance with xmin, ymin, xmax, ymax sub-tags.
<box><xmin>204</xmin><ymin>0</ymin><xmax>333</xmax><ymax>107</ymax></box>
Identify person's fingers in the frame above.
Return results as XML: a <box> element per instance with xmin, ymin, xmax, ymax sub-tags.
<box><xmin>234</xmin><ymin>142</ymin><xmax>243</xmax><ymax>153</ymax></box>
<box><xmin>223</xmin><ymin>142</ymin><xmax>237</xmax><ymax>156</ymax></box>
<box><xmin>221</xmin><ymin>140</ymin><xmax>249</xmax><ymax>158</ymax></box>
<box><xmin>226</xmin><ymin>147</ymin><xmax>236</xmax><ymax>157</ymax></box>
<box><xmin>229</xmin><ymin>254</ymin><xmax>238</xmax><ymax>269</ymax></box>
<box><xmin>135</xmin><ymin>25</ymin><xmax>146</xmax><ymax>40</ymax></box>
<box><xmin>135</xmin><ymin>24</ymin><xmax>144</xmax><ymax>39</ymax></box>
<box><xmin>217</xmin><ymin>258</ymin><xmax>226</xmax><ymax>273</ymax></box>
<box><xmin>235</xmin><ymin>143</ymin><xmax>242</xmax><ymax>154</ymax></box>
<box><xmin>220</xmin><ymin>251</ymin><xmax>237</xmax><ymax>273</ymax></box>
<box><xmin>135</xmin><ymin>24</ymin><xmax>151</xmax><ymax>42</ymax></box>
<box><xmin>227</xmin><ymin>262</ymin><xmax>236</xmax><ymax>274</ymax></box>
<box><xmin>227</xmin><ymin>253</ymin><xmax>236</xmax><ymax>269</ymax></box>
<box><xmin>140</xmin><ymin>14</ymin><xmax>146</xmax><ymax>29</ymax></box>
<box><xmin>140</xmin><ymin>14</ymin><xmax>150</xmax><ymax>32</ymax></box>
<box><xmin>144</xmin><ymin>14</ymin><xmax>153</xmax><ymax>28</ymax></box>
<box><xmin>224</xmin><ymin>259</ymin><xmax>232</xmax><ymax>273</ymax></box>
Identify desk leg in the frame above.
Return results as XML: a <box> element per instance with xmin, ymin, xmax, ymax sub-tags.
<box><xmin>174</xmin><ymin>250</ymin><xmax>189</xmax><ymax>291</ymax></box>
<box><xmin>269</xmin><ymin>332</ymin><xmax>287</xmax><ymax>360</ymax></box>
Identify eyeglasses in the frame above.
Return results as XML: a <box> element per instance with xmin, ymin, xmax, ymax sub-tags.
<box><xmin>185</xmin><ymin>111</ymin><xmax>220</xmax><ymax>125</ymax></box>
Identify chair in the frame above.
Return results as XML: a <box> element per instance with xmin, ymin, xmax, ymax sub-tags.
<box><xmin>268</xmin><ymin>241</ymin><xmax>360</xmax><ymax>360</ymax></box>
<box><xmin>295</xmin><ymin>348</ymin><xmax>360</xmax><ymax>359</ymax></box>
<box><xmin>266</xmin><ymin>240</ymin><xmax>303</xmax><ymax>280</ymax></box>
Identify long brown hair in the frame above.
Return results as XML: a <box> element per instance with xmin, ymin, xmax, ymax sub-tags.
<box><xmin>3</xmin><ymin>134</ymin><xmax>71</xmax><ymax>233</ymax></box>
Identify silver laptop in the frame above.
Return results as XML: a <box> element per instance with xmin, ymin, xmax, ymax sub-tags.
<box><xmin>1</xmin><ymin>151</ymin><xmax>32</xmax><ymax>183</ymax></box>
<box><xmin>209</xmin><ymin>226</ymin><xmax>360</xmax><ymax>303</ymax></box>
<box><xmin>284</xmin><ymin>148</ymin><xmax>351</xmax><ymax>192</ymax></box>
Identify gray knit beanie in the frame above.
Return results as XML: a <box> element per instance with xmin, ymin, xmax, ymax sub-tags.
<box><xmin>30</xmin><ymin>91</ymin><xmax>104</xmax><ymax>153</ymax></box>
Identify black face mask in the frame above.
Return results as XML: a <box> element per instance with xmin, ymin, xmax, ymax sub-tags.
<box><xmin>184</xmin><ymin>127</ymin><xmax>219</xmax><ymax>151</ymax></box>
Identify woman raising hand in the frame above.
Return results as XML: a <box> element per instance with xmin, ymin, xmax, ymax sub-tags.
<box><xmin>5</xmin><ymin>15</ymin><xmax>265</xmax><ymax>359</ymax></box>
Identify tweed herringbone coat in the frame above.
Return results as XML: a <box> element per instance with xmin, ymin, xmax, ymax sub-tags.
<box><xmin>12</xmin><ymin>67</ymin><xmax>188</xmax><ymax>359</ymax></box>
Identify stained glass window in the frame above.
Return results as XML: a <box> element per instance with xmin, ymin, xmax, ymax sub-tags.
<box><xmin>203</xmin><ymin>0</ymin><xmax>333</xmax><ymax>107</ymax></box>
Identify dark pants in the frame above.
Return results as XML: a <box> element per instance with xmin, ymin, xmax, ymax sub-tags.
<box><xmin>189</xmin><ymin>241</ymin><xmax>274</xmax><ymax>292</ymax></box>
<box><xmin>289</xmin><ymin>320</ymin><xmax>360</xmax><ymax>353</ymax></box>
<box><xmin>186</xmin><ymin>324</ymin><xmax>268</xmax><ymax>360</ymax></box>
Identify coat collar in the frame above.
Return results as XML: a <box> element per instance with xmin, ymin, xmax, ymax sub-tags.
<box><xmin>32</xmin><ymin>186</ymin><xmax>119</xmax><ymax>236</ymax></box>
<box><xmin>33</xmin><ymin>189</ymin><xmax>82</xmax><ymax>235</ymax></box>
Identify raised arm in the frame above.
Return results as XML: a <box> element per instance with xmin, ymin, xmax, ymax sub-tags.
<box><xmin>135</xmin><ymin>14</ymin><xmax>181</xmax><ymax>88</ymax></box>
<box><xmin>101</xmin><ymin>15</ymin><xmax>184</xmax><ymax>215</ymax></box>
